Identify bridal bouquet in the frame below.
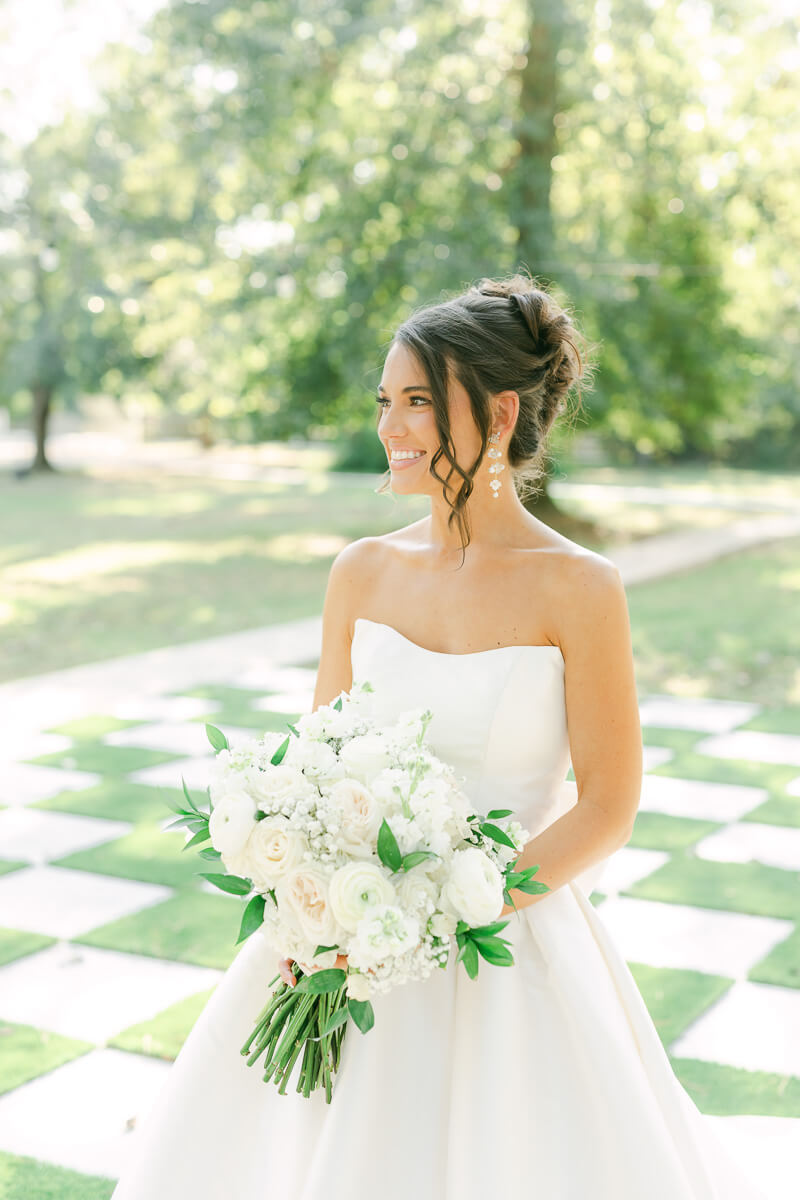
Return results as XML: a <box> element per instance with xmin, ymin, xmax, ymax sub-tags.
<box><xmin>165</xmin><ymin>680</ymin><xmax>549</xmax><ymax>1102</ymax></box>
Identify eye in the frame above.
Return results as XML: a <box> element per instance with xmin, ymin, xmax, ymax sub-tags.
<box><xmin>375</xmin><ymin>395</ymin><xmax>429</xmax><ymax>407</ymax></box>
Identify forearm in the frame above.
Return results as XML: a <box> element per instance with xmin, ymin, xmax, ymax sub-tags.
<box><xmin>501</xmin><ymin>796</ymin><xmax>632</xmax><ymax>916</ymax></box>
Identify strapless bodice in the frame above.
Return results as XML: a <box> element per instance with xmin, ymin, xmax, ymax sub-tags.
<box><xmin>350</xmin><ymin>617</ymin><xmax>575</xmax><ymax>841</ymax></box>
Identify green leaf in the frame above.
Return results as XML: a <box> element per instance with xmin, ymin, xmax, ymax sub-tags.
<box><xmin>457</xmin><ymin>939</ymin><xmax>479</xmax><ymax>979</ymax></box>
<box><xmin>515</xmin><ymin>880</ymin><xmax>551</xmax><ymax>896</ymax></box>
<box><xmin>467</xmin><ymin>919</ymin><xmax>510</xmax><ymax>938</ymax></box>
<box><xmin>377</xmin><ymin>818</ymin><xmax>402</xmax><ymax>873</ymax></box>
<box><xmin>286</xmin><ymin>723</ymin><xmax>300</xmax><ymax>738</ymax></box>
<box><xmin>479</xmin><ymin>822</ymin><xmax>517</xmax><ymax>850</ymax></box>
<box><xmin>181</xmin><ymin>776</ymin><xmax>203</xmax><ymax>814</ymax></box>
<box><xmin>235</xmin><ymin>893</ymin><xmax>266</xmax><ymax>944</ymax></box>
<box><xmin>162</xmin><ymin>814</ymin><xmax>198</xmax><ymax>831</ymax></box>
<box><xmin>485</xmin><ymin>808</ymin><xmax>513</xmax><ymax>820</ymax></box>
<box><xmin>205</xmin><ymin>724</ymin><xmax>229</xmax><ymax>752</ymax></box>
<box><xmin>333</xmin><ymin>697</ymin><xmax>343</xmax><ymax>711</ymax></box>
<box><xmin>270</xmin><ymin>734</ymin><xmax>290</xmax><ymax>765</ymax></box>
<box><xmin>455</xmin><ymin>920</ymin><xmax>470</xmax><ymax>936</ymax></box>
<box><xmin>400</xmin><ymin>850</ymin><xmax>438</xmax><ymax>871</ymax></box>
<box><xmin>181</xmin><ymin>826</ymin><xmax>211</xmax><ymax>851</ymax></box>
<box><xmin>198</xmin><ymin>847</ymin><xmax>222</xmax><ymax>861</ymax></box>
<box><xmin>293</xmin><ymin>968</ymin><xmax>347</xmax><ymax>995</ymax></box>
<box><xmin>198</xmin><ymin>872</ymin><xmax>251</xmax><ymax>896</ymax></box>
<box><xmin>314</xmin><ymin>944</ymin><xmax>339</xmax><ymax>956</ymax></box>
<box><xmin>473</xmin><ymin>938</ymin><xmax>514</xmax><ymax>967</ymax></box>
<box><xmin>164</xmin><ymin>795</ymin><xmax>188</xmax><ymax>816</ymax></box>
<box><xmin>348</xmin><ymin>998</ymin><xmax>375</xmax><ymax>1033</ymax></box>
<box><xmin>318</xmin><ymin>1006</ymin><xmax>350</xmax><ymax>1037</ymax></box>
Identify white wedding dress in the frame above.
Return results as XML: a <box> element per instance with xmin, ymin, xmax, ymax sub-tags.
<box><xmin>111</xmin><ymin>616</ymin><xmax>770</xmax><ymax>1199</ymax></box>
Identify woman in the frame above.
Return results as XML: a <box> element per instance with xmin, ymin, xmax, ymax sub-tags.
<box><xmin>112</xmin><ymin>272</ymin><xmax>768</xmax><ymax>1199</ymax></box>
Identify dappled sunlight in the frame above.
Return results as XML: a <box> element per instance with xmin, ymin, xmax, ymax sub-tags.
<box><xmin>262</xmin><ymin>532</ymin><xmax>350</xmax><ymax>562</ymax></box>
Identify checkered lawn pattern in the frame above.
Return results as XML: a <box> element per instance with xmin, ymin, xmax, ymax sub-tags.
<box><xmin>0</xmin><ymin>670</ymin><xmax>798</xmax><ymax>1196</ymax></box>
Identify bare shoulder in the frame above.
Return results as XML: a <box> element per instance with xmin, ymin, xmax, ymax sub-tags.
<box><xmin>548</xmin><ymin>545</ymin><xmax>628</xmax><ymax>649</ymax></box>
<box><xmin>312</xmin><ymin>533</ymin><xmax>395</xmax><ymax>709</ymax></box>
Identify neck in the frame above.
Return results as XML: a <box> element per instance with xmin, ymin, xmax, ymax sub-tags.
<box><xmin>426</xmin><ymin>484</ymin><xmax>531</xmax><ymax>556</ymax></box>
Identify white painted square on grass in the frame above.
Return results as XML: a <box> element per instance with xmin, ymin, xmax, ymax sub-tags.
<box><xmin>128</xmin><ymin>755</ymin><xmax>216</xmax><ymax>790</ymax></box>
<box><xmin>597</xmin><ymin>895</ymin><xmax>793</xmax><ymax>980</ymax></box>
<box><xmin>670</xmin><ymin>980</ymin><xmax>800</xmax><ymax>1077</ymax></box>
<box><xmin>0</xmin><ymin>865</ymin><xmax>172</xmax><ymax>939</ymax></box>
<box><xmin>0</xmin><ymin>763</ymin><xmax>101</xmax><ymax>808</ymax></box>
<box><xmin>595</xmin><ymin>846</ymin><xmax>671</xmax><ymax>895</ymax></box>
<box><xmin>705</xmin><ymin>1114</ymin><xmax>800</xmax><ymax>1200</ymax></box>
<box><xmin>639</xmin><ymin>694</ymin><xmax>761</xmax><ymax>733</ymax></box>
<box><xmin>104</xmin><ymin>721</ymin><xmax>217</xmax><ymax>757</ymax></box>
<box><xmin>237</xmin><ymin>664</ymin><xmax>318</xmax><ymax>692</ymax></box>
<box><xmin>695</xmin><ymin>730</ymin><xmax>800</xmax><ymax>767</ymax></box>
<box><xmin>108</xmin><ymin>695</ymin><xmax>222</xmax><ymax>723</ymax></box>
<box><xmin>0</xmin><ymin>1047</ymin><xmax>172</xmax><ymax>1179</ymax></box>
<box><xmin>643</xmin><ymin>746</ymin><xmax>674</xmax><ymax>771</ymax></box>
<box><xmin>694</xmin><ymin>821</ymin><xmax>800</xmax><ymax>872</ymax></box>
<box><xmin>0</xmin><ymin>941</ymin><xmax>219</xmax><ymax>1041</ymax></box>
<box><xmin>0</xmin><ymin>808</ymin><xmax>131</xmax><ymax>864</ymax></box>
<box><xmin>639</xmin><ymin>775</ymin><xmax>768</xmax><ymax>823</ymax></box>
<box><xmin>253</xmin><ymin>690</ymin><xmax>313</xmax><ymax>714</ymax></box>
<box><xmin>0</xmin><ymin>730</ymin><xmax>72</xmax><ymax>766</ymax></box>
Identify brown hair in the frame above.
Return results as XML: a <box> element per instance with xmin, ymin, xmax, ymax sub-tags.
<box><xmin>374</xmin><ymin>268</ymin><xmax>596</xmax><ymax>565</ymax></box>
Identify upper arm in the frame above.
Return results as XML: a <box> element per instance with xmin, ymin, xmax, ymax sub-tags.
<box><xmin>311</xmin><ymin>537</ymin><xmax>375</xmax><ymax>712</ymax></box>
<box><xmin>558</xmin><ymin>553</ymin><xmax>642</xmax><ymax>839</ymax></box>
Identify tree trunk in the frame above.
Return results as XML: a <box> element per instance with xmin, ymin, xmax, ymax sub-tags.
<box><xmin>29</xmin><ymin>383</ymin><xmax>56</xmax><ymax>472</ymax></box>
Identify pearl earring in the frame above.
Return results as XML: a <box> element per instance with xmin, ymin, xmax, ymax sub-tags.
<box><xmin>488</xmin><ymin>432</ymin><xmax>505</xmax><ymax>499</ymax></box>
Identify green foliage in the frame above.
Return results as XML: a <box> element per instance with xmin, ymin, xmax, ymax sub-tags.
<box><xmin>2</xmin><ymin>0</ymin><xmax>797</xmax><ymax>467</ymax></box>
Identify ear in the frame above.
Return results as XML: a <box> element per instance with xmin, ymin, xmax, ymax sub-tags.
<box><xmin>491</xmin><ymin>390</ymin><xmax>519</xmax><ymax>440</ymax></box>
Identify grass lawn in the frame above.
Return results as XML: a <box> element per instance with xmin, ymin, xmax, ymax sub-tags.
<box><xmin>3</xmin><ymin>457</ymin><xmax>794</xmax><ymax>685</ymax></box>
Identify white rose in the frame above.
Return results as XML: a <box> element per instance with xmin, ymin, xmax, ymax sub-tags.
<box><xmin>443</xmin><ymin>847</ymin><xmax>504</xmax><ymax>927</ymax></box>
<box><xmin>345</xmin><ymin>971</ymin><xmax>372</xmax><ymax>1001</ymax></box>
<box><xmin>338</xmin><ymin>734</ymin><xmax>391</xmax><ymax>784</ymax></box>
<box><xmin>350</xmin><ymin>904</ymin><xmax>419</xmax><ymax>963</ymax></box>
<box><xmin>283</xmin><ymin>867</ymin><xmax>340</xmax><ymax>946</ymax></box>
<box><xmin>246</xmin><ymin>763</ymin><xmax>317</xmax><ymax>812</ymax></box>
<box><xmin>325</xmin><ymin>778</ymin><xmax>382</xmax><ymax>857</ymax></box>
<box><xmin>396</xmin><ymin>868</ymin><xmax>439</xmax><ymax>916</ymax></box>
<box><xmin>328</xmin><ymin>861</ymin><xmax>396</xmax><ymax>933</ymax></box>
<box><xmin>208</xmin><ymin>789</ymin><xmax>258</xmax><ymax>857</ymax></box>
<box><xmin>241</xmin><ymin>817</ymin><xmax>308</xmax><ymax>889</ymax></box>
<box><xmin>429</xmin><ymin>910</ymin><xmax>458</xmax><ymax>937</ymax></box>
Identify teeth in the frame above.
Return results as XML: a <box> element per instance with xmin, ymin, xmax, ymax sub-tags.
<box><xmin>390</xmin><ymin>450</ymin><xmax>424</xmax><ymax>460</ymax></box>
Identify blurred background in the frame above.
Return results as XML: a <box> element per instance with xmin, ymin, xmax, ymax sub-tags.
<box><xmin>1</xmin><ymin>0</ymin><xmax>798</xmax><ymax>692</ymax></box>
<box><xmin>0</xmin><ymin>2</ymin><xmax>799</xmax><ymax>1196</ymax></box>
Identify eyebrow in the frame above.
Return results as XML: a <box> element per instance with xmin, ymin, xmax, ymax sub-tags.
<box><xmin>376</xmin><ymin>384</ymin><xmax>432</xmax><ymax>393</ymax></box>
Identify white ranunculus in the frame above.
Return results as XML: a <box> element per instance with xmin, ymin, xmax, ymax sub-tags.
<box><xmin>241</xmin><ymin>817</ymin><xmax>308</xmax><ymax>888</ymax></box>
<box><xmin>325</xmin><ymin>778</ymin><xmax>382</xmax><ymax>857</ymax></box>
<box><xmin>208</xmin><ymin>789</ymin><xmax>258</xmax><ymax>857</ymax></box>
<box><xmin>443</xmin><ymin>847</ymin><xmax>504</xmax><ymax>927</ymax></box>
<box><xmin>245</xmin><ymin>762</ymin><xmax>316</xmax><ymax>812</ymax></box>
<box><xmin>345</xmin><ymin>971</ymin><xmax>372</xmax><ymax>1001</ymax></box>
<box><xmin>338</xmin><ymin>734</ymin><xmax>391</xmax><ymax>785</ymax></box>
<box><xmin>396</xmin><ymin>868</ymin><xmax>439</xmax><ymax>916</ymax></box>
<box><xmin>351</xmin><ymin>904</ymin><xmax>419</xmax><ymax>963</ymax></box>
<box><xmin>283</xmin><ymin>867</ymin><xmax>340</xmax><ymax>946</ymax></box>
<box><xmin>328</xmin><ymin>861</ymin><xmax>396</xmax><ymax>933</ymax></box>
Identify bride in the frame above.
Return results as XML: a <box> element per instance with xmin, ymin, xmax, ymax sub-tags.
<box><xmin>111</xmin><ymin>272</ymin><xmax>768</xmax><ymax>1199</ymax></box>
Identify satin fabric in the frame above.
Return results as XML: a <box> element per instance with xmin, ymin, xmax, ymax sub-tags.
<box><xmin>111</xmin><ymin>617</ymin><xmax>769</xmax><ymax>1199</ymax></box>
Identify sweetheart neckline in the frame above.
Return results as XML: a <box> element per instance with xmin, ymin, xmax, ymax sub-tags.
<box><xmin>353</xmin><ymin>617</ymin><xmax>564</xmax><ymax>661</ymax></box>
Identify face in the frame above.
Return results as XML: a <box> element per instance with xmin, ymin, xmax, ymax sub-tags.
<box><xmin>376</xmin><ymin>341</ymin><xmax>485</xmax><ymax>496</ymax></box>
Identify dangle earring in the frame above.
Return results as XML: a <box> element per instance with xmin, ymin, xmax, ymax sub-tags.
<box><xmin>487</xmin><ymin>432</ymin><xmax>505</xmax><ymax>499</ymax></box>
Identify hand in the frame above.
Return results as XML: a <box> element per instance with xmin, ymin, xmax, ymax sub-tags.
<box><xmin>277</xmin><ymin>953</ymin><xmax>349</xmax><ymax>988</ymax></box>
